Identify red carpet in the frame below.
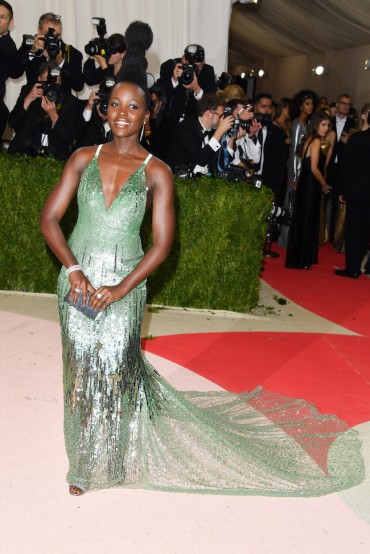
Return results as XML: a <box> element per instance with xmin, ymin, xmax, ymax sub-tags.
<box><xmin>262</xmin><ymin>243</ymin><xmax>370</xmax><ymax>335</ymax></box>
<box><xmin>143</xmin><ymin>243</ymin><xmax>370</xmax><ymax>427</ymax></box>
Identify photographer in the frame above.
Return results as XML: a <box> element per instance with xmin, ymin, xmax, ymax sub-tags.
<box><xmin>168</xmin><ymin>94</ymin><xmax>234</xmax><ymax>176</ymax></box>
<box><xmin>159</xmin><ymin>44</ymin><xmax>216</xmax><ymax>122</ymax></box>
<box><xmin>8</xmin><ymin>61</ymin><xmax>81</xmax><ymax>160</ymax></box>
<box><xmin>0</xmin><ymin>1</ymin><xmax>23</xmax><ymax>141</ymax></box>
<box><xmin>83</xmin><ymin>32</ymin><xmax>126</xmax><ymax>86</ymax></box>
<box><xmin>17</xmin><ymin>12</ymin><xmax>84</xmax><ymax>94</ymax></box>
<box><xmin>74</xmin><ymin>78</ymin><xmax>115</xmax><ymax>149</ymax></box>
<box><xmin>225</xmin><ymin>99</ymin><xmax>261</xmax><ymax>170</ymax></box>
<box><xmin>140</xmin><ymin>81</ymin><xmax>176</xmax><ymax>163</ymax></box>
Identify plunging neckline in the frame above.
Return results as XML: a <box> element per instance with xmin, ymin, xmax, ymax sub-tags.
<box><xmin>96</xmin><ymin>159</ymin><xmax>144</xmax><ymax>211</ymax></box>
<box><xmin>94</xmin><ymin>145</ymin><xmax>152</xmax><ymax>211</ymax></box>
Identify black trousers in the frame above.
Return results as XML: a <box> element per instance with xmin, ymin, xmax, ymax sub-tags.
<box><xmin>326</xmin><ymin>163</ymin><xmax>342</xmax><ymax>242</ymax></box>
<box><xmin>344</xmin><ymin>199</ymin><xmax>370</xmax><ymax>273</ymax></box>
<box><xmin>0</xmin><ymin>98</ymin><xmax>9</xmax><ymax>140</ymax></box>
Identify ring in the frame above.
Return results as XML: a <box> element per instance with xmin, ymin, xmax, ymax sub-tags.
<box><xmin>74</xmin><ymin>288</ymin><xmax>82</xmax><ymax>293</ymax></box>
<box><xmin>97</xmin><ymin>293</ymin><xmax>102</xmax><ymax>299</ymax></box>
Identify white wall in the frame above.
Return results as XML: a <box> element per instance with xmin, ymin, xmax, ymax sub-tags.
<box><xmin>5</xmin><ymin>0</ymin><xmax>232</xmax><ymax>109</ymax></box>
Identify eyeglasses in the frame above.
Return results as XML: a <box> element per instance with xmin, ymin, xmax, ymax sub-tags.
<box><xmin>38</xmin><ymin>13</ymin><xmax>62</xmax><ymax>26</ymax></box>
<box><xmin>338</xmin><ymin>101</ymin><xmax>351</xmax><ymax>106</ymax></box>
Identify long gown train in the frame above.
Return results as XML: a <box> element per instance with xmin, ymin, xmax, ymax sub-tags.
<box><xmin>57</xmin><ymin>145</ymin><xmax>364</xmax><ymax>495</ymax></box>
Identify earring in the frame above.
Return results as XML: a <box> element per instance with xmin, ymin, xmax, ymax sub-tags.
<box><xmin>139</xmin><ymin>122</ymin><xmax>145</xmax><ymax>141</ymax></box>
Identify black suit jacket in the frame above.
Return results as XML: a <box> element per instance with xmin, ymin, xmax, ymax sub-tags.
<box><xmin>0</xmin><ymin>32</ymin><xmax>24</xmax><ymax>99</ymax></box>
<box><xmin>8</xmin><ymin>83</ymin><xmax>82</xmax><ymax>160</ymax></box>
<box><xmin>257</xmin><ymin>124</ymin><xmax>286</xmax><ymax>203</ymax></box>
<box><xmin>339</xmin><ymin>129</ymin><xmax>370</xmax><ymax>202</ymax></box>
<box><xmin>17</xmin><ymin>40</ymin><xmax>84</xmax><ymax>94</ymax></box>
<box><xmin>167</xmin><ymin>117</ymin><xmax>219</xmax><ymax>171</ymax></box>
<box><xmin>159</xmin><ymin>58</ymin><xmax>216</xmax><ymax>121</ymax></box>
<box><xmin>83</xmin><ymin>58</ymin><xmax>115</xmax><ymax>87</ymax></box>
<box><xmin>329</xmin><ymin>115</ymin><xmax>355</xmax><ymax>165</ymax></box>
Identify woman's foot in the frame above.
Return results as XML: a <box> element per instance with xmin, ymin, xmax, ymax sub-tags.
<box><xmin>69</xmin><ymin>485</ymin><xmax>85</xmax><ymax>496</ymax></box>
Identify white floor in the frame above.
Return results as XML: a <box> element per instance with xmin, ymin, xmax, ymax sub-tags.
<box><xmin>1</xmin><ymin>305</ymin><xmax>370</xmax><ymax>554</ymax></box>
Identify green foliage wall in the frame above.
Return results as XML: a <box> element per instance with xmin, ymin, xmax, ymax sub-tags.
<box><xmin>0</xmin><ymin>153</ymin><xmax>272</xmax><ymax>312</ymax></box>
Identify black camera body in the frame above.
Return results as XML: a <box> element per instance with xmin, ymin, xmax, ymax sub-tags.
<box><xmin>223</xmin><ymin>107</ymin><xmax>250</xmax><ymax>137</ymax></box>
<box><xmin>94</xmin><ymin>77</ymin><xmax>115</xmax><ymax>115</ymax></box>
<box><xmin>253</xmin><ymin>112</ymin><xmax>271</xmax><ymax>126</ymax></box>
<box><xmin>85</xmin><ymin>17</ymin><xmax>112</xmax><ymax>59</ymax></box>
<box><xmin>180</xmin><ymin>63</ymin><xmax>199</xmax><ymax>85</ymax></box>
<box><xmin>42</xmin><ymin>28</ymin><xmax>60</xmax><ymax>60</ymax></box>
<box><xmin>39</xmin><ymin>67</ymin><xmax>61</xmax><ymax>102</ymax></box>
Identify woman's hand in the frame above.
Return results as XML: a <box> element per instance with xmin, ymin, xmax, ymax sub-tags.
<box><xmin>321</xmin><ymin>184</ymin><xmax>332</xmax><ymax>195</ymax></box>
<box><xmin>68</xmin><ymin>270</ymin><xmax>95</xmax><ymax>306</ymax></box>
<box><xmin>89</xmin><ymin>285</ymin><xmax>123</xmax><ymax>312</ymax></box>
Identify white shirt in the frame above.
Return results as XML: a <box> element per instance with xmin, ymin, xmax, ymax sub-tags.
<box><xmin>193</xmin><ymin>119</ymin><xmax>221</xmax><ymax>175</ymax></box>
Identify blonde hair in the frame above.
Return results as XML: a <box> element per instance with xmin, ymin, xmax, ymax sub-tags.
<box><xmin>218</xmin><ymin>84</ymin><xmax>247</xmax><ymax>103</ymax></box>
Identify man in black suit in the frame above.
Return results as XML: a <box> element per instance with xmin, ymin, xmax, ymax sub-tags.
<box><xmin>334</xmin><ymin>113</ymin><xmax>370</xmax><ymax>279</ymax></box>
<box><xmin>0</xmin><ymin>1</ymin><xmax>23</xmax><ymax>141</ymax></box>
<box><xmin>253</xmin><ymin>93</ymin><xmax>286</xmax><ymax>205</ymax></box>
<box><xmin>8</xmin><ymin>61</ymin><xmax>82</xmax><ymax>161</ymax></box>
<box><xmin>159</xmin><ymin>44</ymin><xmax>216</xmax><ymax>122</ymax></box>
<box><xmin>326</xmin><ymin>93</ymin><xmax>355</xmax><ymax>242</ymax></box>
<box><xmin>17</xmin><ymin>12</ymin><xmax>84</xmax><ymax>95</ymax></box>
<box><xmin>167</xmin><ymin>94</ymin><xmax>234</xmax><ymax>175</ymax></box>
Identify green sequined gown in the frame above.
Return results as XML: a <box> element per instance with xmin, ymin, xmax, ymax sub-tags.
<box><xmin>57</xmin><ymin>145</ymin><xmax>364</xmax><ymax>495</ymax></box>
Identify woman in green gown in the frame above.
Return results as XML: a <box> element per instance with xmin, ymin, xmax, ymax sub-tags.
<box><xmin>40</xmin><ymin>23</ymin><xmax>364</xmax><ymax>497</ymax></box>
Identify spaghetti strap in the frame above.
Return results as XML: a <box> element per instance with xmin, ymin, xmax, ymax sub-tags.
<box><xmin>143</xmin><ymin>153</ymin><xmax>152</xmax><ymax>167</ymax></box>
<box><xmin>94</xmin><ymin>144</ymin><xmax>104</xmax><ymax>159</ymax></box>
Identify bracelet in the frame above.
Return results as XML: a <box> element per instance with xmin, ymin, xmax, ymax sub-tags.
<box><xmin>66</xmin><ymin>264</ymin><xmax>82</xmax><ymax>276</ymax></box>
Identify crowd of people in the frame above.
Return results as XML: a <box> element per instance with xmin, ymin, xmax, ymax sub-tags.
<box><xmin>1</xmin><ymin>3</ymin><xmax>369</xmax><ymax>278</ymax></box>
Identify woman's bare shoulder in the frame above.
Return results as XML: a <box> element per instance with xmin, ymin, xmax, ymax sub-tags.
<box><xmin>66</xmin><ymin>145</ymin><xmax>99</xmax><ymax>172</ymax></box>
<box><xmin>146</xmin><ymin>155</ymin><xmax>173</xmax><ymax>185</ymax></box>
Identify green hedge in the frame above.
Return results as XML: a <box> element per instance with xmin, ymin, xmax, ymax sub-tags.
<box><xmin>0</xmin><ymin>152</ymin><xmax>272</xmax><ymax>312</ymax></box>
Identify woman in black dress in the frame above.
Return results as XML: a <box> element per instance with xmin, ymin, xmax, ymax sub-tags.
<box><xmin>286</xmin><ymin>111</ymin><xmax>332</xmax><ymax>269</ymax></box>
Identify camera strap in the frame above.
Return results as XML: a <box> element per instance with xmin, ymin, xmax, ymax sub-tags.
<box><xmin>217</xmin><ymin>139</ymin><xmax>229</xmax><ymax>173</ymax></box>
<box><xmin>64</xmin><ymin>44</ymin><xmax>71</xmax><ymax>63</ymax></box>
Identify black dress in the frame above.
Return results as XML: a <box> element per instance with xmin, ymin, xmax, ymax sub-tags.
<box><xmin>285</xmin><ymin>142</ymin><xmax>323</xmax><ymax>269</ymax></box>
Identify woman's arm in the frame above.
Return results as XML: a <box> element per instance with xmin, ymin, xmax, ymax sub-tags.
<box><xmin>309</xmin><ymin>138</ymin><xmax>331</xmax><ymax>192</ymax></box>
<box><xmin>89</xmin><ymin>158</ymin><xmax>175</xmax><ymax>310</ymax></box>
<box><xmin>325</xmin><ymin>130</ymin><xmax>336</xmax><ymax>169</ymax></box>
<box><xmin>40</xmin><ymin>148</ymin><xmax>96</xmax><ymax>301</ymax></box>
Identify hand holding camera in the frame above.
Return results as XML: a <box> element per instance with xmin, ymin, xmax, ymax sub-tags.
<box><xmin>247</xmin><ymin>118</ymin><xmax>261</xmax><ymax>137</ymax></box>
<box><xmin>173</xmin><ymin>63</ymin><xmax>183</xmax><ymax>83</ymax></box>
<box><xmin>41</xmin><ymin>95</ymin><xmax>58</xmax><ymax>123</ymax></box>
<box><xmin>23</xmin><ymin>82</ymin><xmax>44</xmax><ymax>109</ymax></box>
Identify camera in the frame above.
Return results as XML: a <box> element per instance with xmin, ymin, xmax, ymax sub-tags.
<box><xmin>180</xmin><ymin>63</ymin><xmax>199</xmax><ymax>85</ymax></box>
<box><xmin>42</xmin><ymin>28</ymin><xmax>60</xmax><ymax>59</ymax></box>
<box><xmin>94</xmin><ymin>77</ymin><xmax>116</xmax><ymax>115</ymax></box>
<box><xmin>223</xmin><ymin>107</ymin><xmax>249</xmax><ymax>137</ymax></box>
<box><xmin>215</xmin><ymin>72</ymin><xmax>236</xmax><ymax>90</ymax></box>
<box><xmin>39</xmin><ymin>67</ymin><xmax>61</xmax><ymax>102</ymax></box>
<box><xmin>22</xmin><ymin>34</ymin><xmax>35</xmax><ymax>51</ymax></box>
<box><xmin>84</xmin><ymin>17</ymin><xmax>112</xmax><ymax>59</ymax></box>
<box><xmin>269</xmin><ymin>204</ymin><xmax>291</xmax><ymax>225</ymax></box>
<box><xmin>253</xmin><ymin>112</ymin><xmax>271</xmax><ymax>126</ymax></box>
